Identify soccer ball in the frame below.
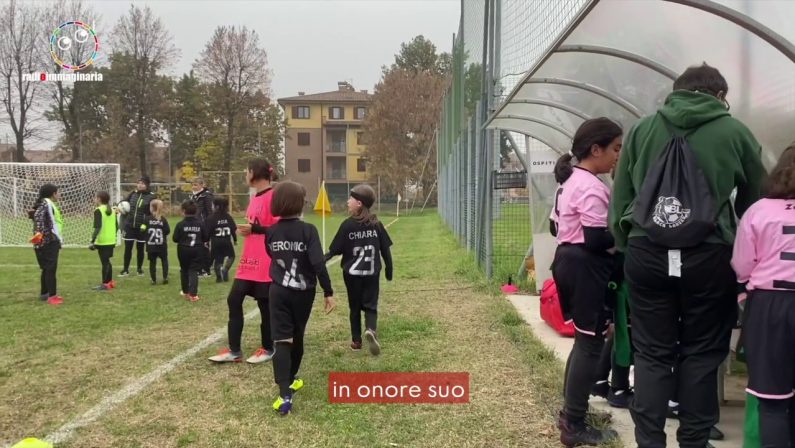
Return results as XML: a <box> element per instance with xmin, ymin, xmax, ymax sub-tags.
<box><xmin>117</xmin><ymin>201</ymin><xmax>131</xmax><ymax>214</ymax></box>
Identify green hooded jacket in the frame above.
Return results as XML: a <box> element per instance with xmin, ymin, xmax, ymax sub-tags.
<box><xmin>609</xmin><ymin>90</ymin><xmax>766</xmax><ymax>250</ymax></box>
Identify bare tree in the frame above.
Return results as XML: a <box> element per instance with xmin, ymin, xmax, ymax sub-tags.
<box><xmin>0</xmin><ymin>0</ymin><xmax>47</xmax><ymax>162</ymax></box>
<box><xmin>194</xmin><ymin>26</ymin><xmax>270</xmax><ymax>191</ymax></box>
<box><xmin>44</xmin><ymin>0</ymin><xmax>100</xmax><ymax>162</ymax></box>
<box><xmin>112</xmin><ymin>4</ymin><xmax>178</xmax><ymax>175</ymax></box>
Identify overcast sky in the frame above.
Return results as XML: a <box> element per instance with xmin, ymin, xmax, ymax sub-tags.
<box><xmin>93</xmin><ymin>0</ymin><xmax>460</xmax><ymax>99</ymax></box>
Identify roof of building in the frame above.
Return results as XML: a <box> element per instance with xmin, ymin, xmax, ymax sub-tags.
<box><xmin>278</xmin><ymin>82</ymin><xmax>372</xmax><ymax>104</ymax></box>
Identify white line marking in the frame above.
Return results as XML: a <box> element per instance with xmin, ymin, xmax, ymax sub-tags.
<box><xmin>26</xmin><ymin>218</ymin><xmax>400</xmax><ymax>446</ymax></box>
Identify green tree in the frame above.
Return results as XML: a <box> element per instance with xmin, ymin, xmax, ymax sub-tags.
<box><xmin>391</xmin><ymin>35</ymin><xmax>449</xmax><ymax>76</ymax></box>
<box><xmin>166</xmin><ymin>71</ymin><xmax>212</xmax><ymax>175</ymax></box>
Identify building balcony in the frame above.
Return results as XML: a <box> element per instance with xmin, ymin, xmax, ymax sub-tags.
<box><xmin>326</xmin><ymin>142</ymin><xmax>346</xmax><ymax>153</ymax></box>
<box><xmin>326</xmin><ymin>170</ymin><xmax>347</xmax><ymax>180</ymax></box>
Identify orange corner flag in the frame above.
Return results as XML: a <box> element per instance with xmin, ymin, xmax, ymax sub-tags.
<box><xmin>314</xmin><ymin>181</ymin><xmax>332</xmax><ymax>217</ymax></box>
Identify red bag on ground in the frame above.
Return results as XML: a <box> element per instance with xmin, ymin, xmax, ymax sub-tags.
<box><xmin>539</xmin><ymin>279</ymin><xmax>574</xmax><ymax>337</ymax></box>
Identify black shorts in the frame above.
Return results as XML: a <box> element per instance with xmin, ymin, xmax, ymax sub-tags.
<box><xmin>744</xmin><ymin>289</ymin><xmax>795</xmax><ymax>400</ymax></box>
<box><xmin>211</xmin><ymin>241</ymin><xmax>236</xmax><ymax>260</ymax></box>
<box><xmin>552</xmin><ymin>244</ymin><xmax>614</xmax><ymax>336</ymax></box>
<box><xmin>269</xmin><ymin>283</ymin><xmax>315</xmax><ymax>341</ymax></box>
<box><xmin>123</xmin><ymin>225</ymin><xmax>145</xmax><ymax>242</ymax></box>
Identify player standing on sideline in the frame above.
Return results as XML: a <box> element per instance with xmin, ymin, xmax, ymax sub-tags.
<box><xmin>207</xmin><ymin>197</ymin><xmax>237</xmax><ymax>283</ymax></box>
<box><xmin>29</xmin><ymin>184</ymin><xmax>64</xmax><ymax>305</ymax></box>
<box><xmin>209</xmin><ymin>159</ymin><xmax>278</xmax><ymax>364</ymax></box>
<box><xmin>732</xmin><ymin>144</ymin><xmax>795</xmax><ymax>448</ymax></box>
<box><xmin>146</xmin><ymin>199</ymin><xmax>170</xmax><ymax>285</ymax></box>
<box><xmin>266</xmin><ymin>180</ymin><xmax>335</xmax><ymax>415</ymax></box>
<box><xmin>172</xmin><ymin>200</ymin><xmax>208</xmax><ymax>301</ymax></box>
<box><xmin>121</xmin><ymin>176</ymin><xmax>156</xmax><ymax>277</ymax></box>
<box><xmin>89</xmin><ymin>191</ymin><xmax>118</xmax><ymax>291</ymax></box>
<box><xmin>191</xmin><ymin>177</ymin><xmax>214</xmax><ymax>277</ymax></box>
<box><xmin>326</xmin><ymin>184</ymin><xmax>393</xmax><ymax>355</ymax></box>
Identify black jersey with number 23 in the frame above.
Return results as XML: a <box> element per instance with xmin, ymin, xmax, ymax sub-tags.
<box><xmin>327</xmin><ymin>217</ymin><xmax>393</xmax><ymax>277</ymax></box>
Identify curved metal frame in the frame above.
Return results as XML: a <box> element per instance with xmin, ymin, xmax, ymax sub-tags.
<box><xmin>490</xmin><ymin>126</ymin><xmax>567</xmax><ymax>155</ymax></box>
<box><xmin>499</xmin><ymin>114</ymin><xmax>576</xmax><ymax>140</ymax></box>
<box><xmin>555</xmin><ymin>44</ymin><xmax>678</xmax><ymax>80</ymax></box>
<box><xmin>665</xmin><ymin>0</ymin><xmax>795</xmax><ymax>64</ymax></box>
<box><xmin>506</xmin><ymin>99</ymin><xmax>592</xmax><ymax>121</ymax></box>
<box><xmin>524</xmin><ymin>78</ymin><xmax>644</xmax><ymax>118</ymax></box>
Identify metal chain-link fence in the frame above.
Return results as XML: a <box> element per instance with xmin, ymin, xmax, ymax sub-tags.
<box><xmin>438</xmin><ymin>0</ymin><xmax>587</xmax><ymax>287</ymax></box>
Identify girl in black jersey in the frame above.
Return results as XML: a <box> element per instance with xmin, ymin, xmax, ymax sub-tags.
<box><xmin>266</xmin><ymin>181</ymin><xmax>335</xmax><ymax>416</ymax></box>
<box><xmin>145</xmin><ymin>199</ymin><xmax>170</xmax><ymax>285</ymax></box>
<box><xmin>207</xmin><ymin>197</ymin><xmax>237</xmax><ymax>283</ymax></box>
<box><xmin>326</xmin><ymin>184</ymin><xmax>393</xmax><ymax>355</ymax></box>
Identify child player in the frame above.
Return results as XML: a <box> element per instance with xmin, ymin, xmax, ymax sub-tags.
<box><xmin>89</xmin><ymin>191</ymin><xmax>117</xmax><ymax>291</ymax></box>
<box><xmin>207</xmin><ymin>197</ymin><xmax>237</xmax><ymax>283</ymax></box>
<box><xmin>326</xmin><ymin>184</ymin><xmax>393</xmax><ymax>355</ymax></box>
<box><xmin>172</xmin><ymin>200</ymin><xmax>208</xmax><ymax>301</ymax></box>
<box><xmin>266</xmin><ymin>181</ymin><xmax>335</xmax><ymax>416</ymax></box>
<box><xmin>146</xmin><ymin>199</ymin><xmax>170</xmax><ymax>285</ymax></box>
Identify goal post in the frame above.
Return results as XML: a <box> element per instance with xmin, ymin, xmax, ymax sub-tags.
<box><xmin>0</xmin><ymin>163</ymin><xmax>121</xmax><ymax>247</ymax></box>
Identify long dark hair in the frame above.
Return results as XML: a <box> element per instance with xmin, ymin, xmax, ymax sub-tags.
<box><xmin>765</xmin><ymin>143</ymin><xmax>795</xmax><ymax>199</ymax></box>
<box><xmin>248</xmin><ymin>158</ymin><xmax>277</xmax><ymax>182</ymax></box>
<box><xmin>554</xmin><ymin>117</ymin><xmax>623</xmax><ymax>184</ymax></box>
<box><xmin>97</xmin><ymin>191</ymin><xmax>112</xmax><ymax>215</ymax></box>
<box><xmin>28</xmin><ymin>184</ymin><xmax>58</xmax><ymax>220</ymax></box>
<box><xmin>211</xmin><ymin>197</ymin><xmax>230</xmax><ymax>216</ymax></box>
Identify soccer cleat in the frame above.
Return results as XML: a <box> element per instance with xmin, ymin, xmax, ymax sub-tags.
<box><xmin>46</xmin><ymin>296</ymin><xmax>64</xmax><ymax>305</ymax></box>
<box><xmin>188</xmin><ymin>294</ymin><xmax>200</xmax><ymax>302</ymax></box>
<box><xmin>559</xmin><ymin>413</ymin><xmax>618</xmax><ymax>448</ymax></box>
<box><xmin>591</xmin><ymin>381</ymin><xmax>609</xmax><ymax>399</ymax></box>
<box><xmin>162</xmin><ymin>278</ymin><xmax>169</xmax><ymax>285</ymax></box>
<box><xmin>350</xmin><ymin>341</ymin><xmax>362</xmax><ymax>351</ymax></box>
<box><xmin>107</xmin><ymin>280</ymin><xmax>116</xmax><ymax>289</ymax></box>
<box><xmin>364</xmin><ymin>329</ymin><xmax>381</xmax><ymax>356</ymax></box>
<box><xmin>119</xmin><ymin>270</ymin><xmax>130</xmax><ymax>277</ymax></box>
<box><xmin>607</xmin><ymin>388</ymin><xmax>634</xmax><ymax>409</ymax></box>
<box><xmin>290</xmin><ymin>378</ymin><xmax>304</xmax><ymax>394</ymax></box>
<box><xmin>93</xmin><ymin>284</ymin><xmax>110</xmax><ymax>291</ymax></box>
<box><xmin>272</xmin><ymin>395</ymin><xmax>293</xmax><ymax>416</ymax></box>
<box><xmin>246</xmin><ymin>347</ymin><xmax>275</xmax><ymax>364</ymax></box>
<box><xmin>709</xmin><ymin>426</ymin><xmax>724</xmax><ymax>441</ymax></box>
<box><xmin>39</xmin><ymin>294</ymin><xmax>49</xmax><ymax>302</ymax></box>
<box><xmin>221</xmin><ymin>269</ymin><xmax>230</xmax><ymax>282</ymax></box>
<box><xmin>208</xmin><ymin>348</ymin><xmax>242</xmax><ymax>363</ymax></box>
<box><xmin>137</xmin><ymin>270</ymin><xmax>144</xmax><ymax>277</ymax></box>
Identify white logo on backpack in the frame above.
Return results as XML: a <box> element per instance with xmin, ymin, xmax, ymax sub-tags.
<box><xmin>652</xmin><ymin>196</ymin><xmax>691</xmax><ymax>228</ymax></box>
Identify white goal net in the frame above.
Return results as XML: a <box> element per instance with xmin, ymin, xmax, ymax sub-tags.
<box><xmin>0</xmin><ymin>163</ymin><xmax>121</xmax><ymax>247</ymax></box>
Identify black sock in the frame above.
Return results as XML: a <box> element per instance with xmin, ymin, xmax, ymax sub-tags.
<box><xmin>272</xmin><ymin>341</ymin><xmax>293</xmax><ymax>398</ymax></box>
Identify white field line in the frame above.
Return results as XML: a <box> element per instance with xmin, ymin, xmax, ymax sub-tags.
<box><xmin>21</xmin><ymin>217</ymin><xmax>398</xmax><ymax>447</ymax></box>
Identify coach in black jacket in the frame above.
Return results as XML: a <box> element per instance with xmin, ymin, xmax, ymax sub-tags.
<box><xmin>121</xmin><ymin>175</ymin><xmax>156</xmax><ymax>276</ymax></box>
<box><xmin>191</xmin><ymin>177</ymin><xmax>214</xmax><ymax>275</ymax></box>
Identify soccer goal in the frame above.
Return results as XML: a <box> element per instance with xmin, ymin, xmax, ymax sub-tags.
<box><xmin>0</xmin><ymin>163</ymin><xmax>121</xmax><ymax>247</ymax></box>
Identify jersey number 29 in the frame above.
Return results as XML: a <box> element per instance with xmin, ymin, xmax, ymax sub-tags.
<box><xmin>147</xmin><ymin>228</ymin><xmax>163</xmax><ymax>245</ymax></box>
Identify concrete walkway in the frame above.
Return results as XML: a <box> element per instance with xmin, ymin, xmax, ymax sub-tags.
<box><xmin>506</xmin><ymin>294</ymin><xmax>746</xmax><ymax>448</ymax></box>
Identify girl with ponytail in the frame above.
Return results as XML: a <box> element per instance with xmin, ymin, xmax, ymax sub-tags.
<box><xmin>548</xmin><ymin>118</ymin><xmax>624</xmax><ymax>446</ymax></box>
<box><xmin>30</xmin><ymin>184</ymin><xmax>65</xmax><ymax>305</ymax></box>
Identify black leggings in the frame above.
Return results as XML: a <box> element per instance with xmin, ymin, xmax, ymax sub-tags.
<box><xmin>226</xmin><ymin>279</ymin><xmax>272</xmax><ymax>354</ymax></box>
<box><xmin>564</xmin><ymin>332</ymin><xmax>605</xmax><ymax>420</ymax></box>
<box><xmin>270</xmin><ymin>284</ymin><xmax>315</xmax><ymax>397</ymax></box>
<box><xmin>35</xmin><ymin>241</ymin><xmax>60</xmax><ymax>297</ymax></box>
<box><xmin>343</xmin><ymin>274</ymin><xmax>380</xmax><ymax>342</ymax></box>
<box><xmin>148</xmin><ymin>252</ymin><xmax>169</xmax><ymax>282</ymax></box>
<box><xmin>594</xmin><ymin>332</ymin><xmax>632</xmax><ymax>391</ymax></box>
<box><xmin>96</xmin><ymin>245</ymin><xmax>114</xmax><ymax>284</ymax></box>
<box><xmin>123</xmin><ymin>240</ymin><xmax>145</xmax><ymax>272</ymax></box>
<box><xmin>758</xmin><ymin>398</ymin><xmax>795</xmax><ymax>448</ymax></box>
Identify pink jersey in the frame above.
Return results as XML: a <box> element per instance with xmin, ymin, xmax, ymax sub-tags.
<box><xmin>732</xmin><ymin>198</ymin><xmax>795</xmax><ymax>291</ymax></box>
<box><xmin>551</xmin><ymin>167</ymin><xmax>611</xmax><ymax>245</ymax></box>
<box><xmin>236</xmin><ymin>188</ymin><xmax>279</xmax><ymax>282</ymax></box>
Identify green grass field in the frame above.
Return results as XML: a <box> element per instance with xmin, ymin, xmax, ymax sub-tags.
<box><xmin>0</xmin><ymin>212</ymin><xmax>578</xmax><ymax>448</ymax></box>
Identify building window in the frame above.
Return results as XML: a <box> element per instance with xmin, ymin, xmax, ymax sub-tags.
<box><xmin>357</xmin><ymin>158</ymin><xmax>367</xmax><ymax>172</ymax></box>
<box><xmin>329</xmin><ymin>106</ymin><xmax>344</xmax><ymax>120</ymax></box>
<box><xmin>298</xmin><ymin>159</ymin><xmax>311</xmax><ymax>173</ymax></box>
<box><xmin>356</xmin><ymin>132</ymin><xmax>366</xmax><ymax>145</ymax></box>
<box><xmin>355</xmin><ymin>107</ymin><xmax>367</xmax><ymax>120</ymax></box>
<box><xmin>297</xmin><ymin>132</ymin><xmax>310</xmax><ymax>146</ymax></box>
<box><xmin>292</xmin><ymin>106</ymin><xmax>310</xmax><ymax>119</ymax></box>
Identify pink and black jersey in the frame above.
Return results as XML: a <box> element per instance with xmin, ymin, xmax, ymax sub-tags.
<box><xmin>236</xmin><ymin>188</ymin><xmax>279</xmax><ymax>282</ymax></box>
<box><xmin>551</xmin><ymin>167</ymin><xmax>612</xmax><ymax>245</ymax></box>
<box><xmin>732</xmin><ymin>198</ymin><xmax>795</xmax><ymax>291</ymax></box>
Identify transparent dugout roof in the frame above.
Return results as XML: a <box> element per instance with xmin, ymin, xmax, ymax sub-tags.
<box><xmin>487</xmin><ymin>0</ymin><xmax>795</xmax><ymax>169</ymax></box>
